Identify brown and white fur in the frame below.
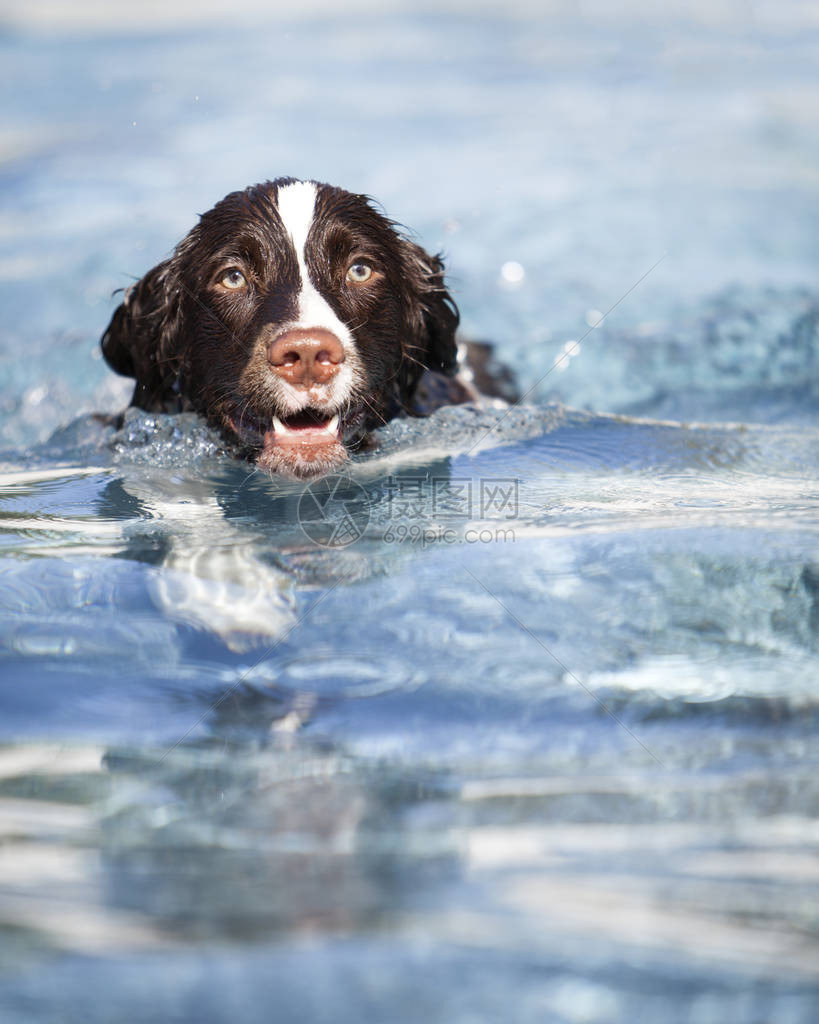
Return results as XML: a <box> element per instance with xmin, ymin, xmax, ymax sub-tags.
<box><xmin>101</xmin><ymin>177</ymin><xmax>477</xmax><ymax>480</ymax></box>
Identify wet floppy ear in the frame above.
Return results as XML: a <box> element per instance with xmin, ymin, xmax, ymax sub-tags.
<box><xmin>401</xmin><ymin>239</ymin><xmax>460</xmax><ymax>376</ymax></box>
<box><xmin>101</xmin><ymin>256</ymin><xmax>186</xmax><ymax>411</ymax></box>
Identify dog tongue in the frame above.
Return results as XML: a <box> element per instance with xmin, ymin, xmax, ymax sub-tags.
<box><xmin>278</xmin><ymin>410</ymin><xmax>331</xmax><ymax>431</ymax></box>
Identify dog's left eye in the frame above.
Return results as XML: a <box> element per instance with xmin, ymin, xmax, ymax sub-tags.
<box><xmin>219</xmin><ymin>268</ymin><xmax>247</xmax><ymax>290</ymax></box>
<box><xmin>346</xmin><ymin>261</ymin><xmax>373</xmax><ymax>285</ymax></box>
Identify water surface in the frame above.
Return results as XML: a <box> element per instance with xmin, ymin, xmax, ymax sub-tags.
<box><xmin>1</xmin><ymin>2</ymin><xmax>818</xmax><ymax>1021</ymax></box>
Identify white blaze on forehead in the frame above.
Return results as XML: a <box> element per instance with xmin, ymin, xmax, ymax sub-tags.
<box><xmin>275</xmin><ymin>180</ymin><xmax>353</xmax><ymax>348</ymax></box>
<box><xmin>276</xmin><ymin>180</ymin><xmax>316</xmax><ymax>262</ymax></box>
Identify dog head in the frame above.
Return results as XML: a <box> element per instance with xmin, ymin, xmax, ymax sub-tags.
<box><xmin>102</xmin><ymin>178</ymin><xmax>459</xmax><ymax>478</ymax></box>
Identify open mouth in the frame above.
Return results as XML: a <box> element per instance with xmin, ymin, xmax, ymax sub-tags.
<box><xmin>229</xmin><ymin>406</ymin><xmax>343</xmax><ymax>444</ymax></box>
<box><xmin>270</xmin><ymin>409</ymin><xmax>341</xmax><ymax>439</ymax></box>
<box><xmin>228</xmin><ymin>405</ymin><xmax>353</xmax><ymax>480</ymax></box>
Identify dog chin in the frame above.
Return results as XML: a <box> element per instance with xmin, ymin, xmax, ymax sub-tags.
<box><xmin>256</xmin><ymin>437</ymin><xmax>350</xmax><ymax>480</ymax></box>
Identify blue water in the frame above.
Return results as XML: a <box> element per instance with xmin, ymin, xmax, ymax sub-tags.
<box><xmin>1</xmin><ymin>3</ymin><xmax>818</xmax><ymax>1021</ymax></box>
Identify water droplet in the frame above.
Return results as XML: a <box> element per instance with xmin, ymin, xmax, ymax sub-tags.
<box><xmin>585</xmin><ymin>308</ymin><xmax>605</xmax><ymax>327</ymax></box>
<box><xmin>500</xmin><ymin>260</ymin><xmax>525</xmax><ymax>285</ymax></box>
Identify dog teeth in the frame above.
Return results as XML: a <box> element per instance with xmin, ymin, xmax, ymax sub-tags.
<box><xmin>272</xmin><ymin>414</ymin><xmax>341</xmax><ymax>435</ymax></box>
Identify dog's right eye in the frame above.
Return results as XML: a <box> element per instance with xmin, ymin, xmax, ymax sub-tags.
<box><xmin>218</xmin><ymin>268</ymin><xmax>247</xmax><ymax>290</ymax></box>
<box><xmin>346</xmin><ymin>261</ymin><xmax>374</xmax><ymax>285</ymax></box>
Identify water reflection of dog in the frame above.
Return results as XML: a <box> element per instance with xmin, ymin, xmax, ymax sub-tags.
<box><xmin>99</xmin><ymin>452</ymin><xmax>463</xmax><ymax>651</ymax></box>
<box><xmin>100</xmin><ymin>730</ymin><xmax>456</xmax><ymax>941</ymax></box>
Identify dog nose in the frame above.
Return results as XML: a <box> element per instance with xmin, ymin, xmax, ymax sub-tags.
<box><xmin>268</xmin><ymin>328</ymin><xmax>344</xmax><ymax>387</ymax></box>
